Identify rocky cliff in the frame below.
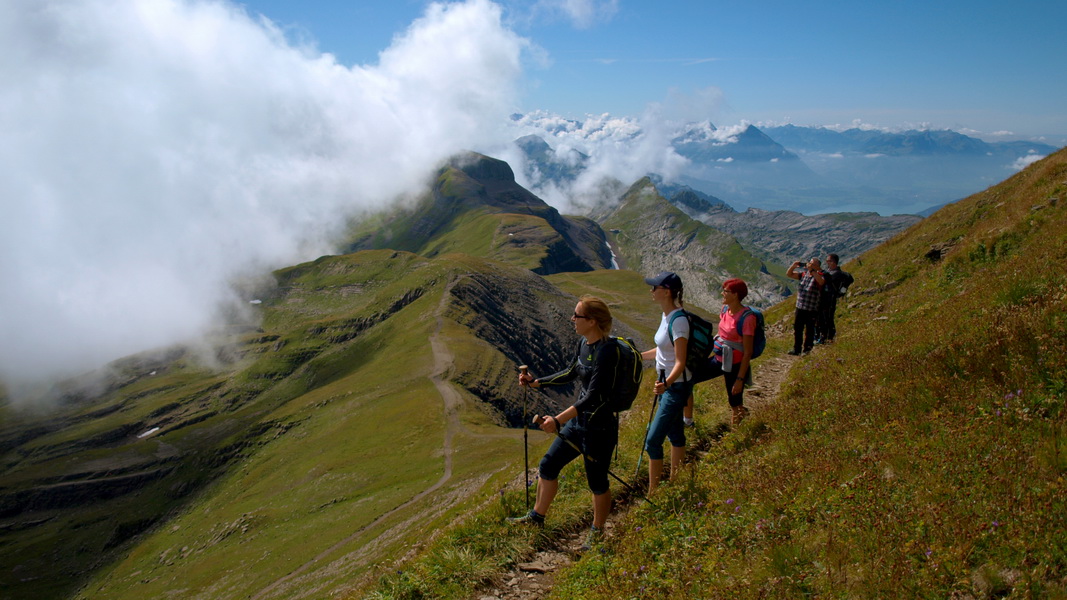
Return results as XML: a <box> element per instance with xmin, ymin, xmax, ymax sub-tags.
<box><xmin>601</xmin><ymin>178</ymin><xmax>791</xmax><ymax>310</ymax></box>
<box><xmin>687</xmin><ymin>204</ymin><xmax>922</xmax><ymax>267</ymax></box>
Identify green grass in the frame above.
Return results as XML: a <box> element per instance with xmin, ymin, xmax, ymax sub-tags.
<box><xmin>357</xmin><ymin>150</ymin><xmax>1067</xmax><ymax>599</ymax></box>
<box><xmin>63</xmin><ymin>256</ymin><xmax>539</xmax><ymax>600</ymax></box>
<box><xmin>1</xmin><ymin>251</ymin><xmax>549</xmax><ymax>600</ymax></box>
<box><xmin>549</xmin><ymin>149</ymin><xmax>1067</xmax><ymax>599</ymax></box>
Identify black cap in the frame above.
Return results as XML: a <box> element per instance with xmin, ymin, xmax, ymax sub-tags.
<box><xmin>644</xmin><ymin>271</ymin><xmax>682</xmax><ymax>290</ymax></box>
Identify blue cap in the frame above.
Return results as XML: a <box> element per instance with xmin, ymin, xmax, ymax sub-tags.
<box><xmin>644</xmin><ymin>271</ymin><xmax>682</xmax><ymax>290</ymax></box>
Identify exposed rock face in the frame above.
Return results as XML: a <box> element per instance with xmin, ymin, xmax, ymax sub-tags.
<box><xmin>601</xmin><ymin>178</ymin><xmax>792</xmax><ymax>310</ymax></box>
<box><xmin>443</xmin><ymin>260</ymin><xmax>649</xmax><ymax>428</ymax></box>
<box><xmin>690</xmin><ymin>205</ymin><xmax>922</xmax><ymax>267</ymax></box>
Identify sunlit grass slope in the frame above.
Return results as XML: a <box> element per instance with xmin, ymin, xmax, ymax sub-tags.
<box><xmin>68</xmin><ymin>250</ymin><xmax>592</xmax><ymax>600</ymax></box>
<box><xmin>0</xmin><ymin>249</ymin><xmax>598</xmax><ymax>599</ymax></box>
<box><xmin>550</xmin><ymin>150</ymin><xmax>1067</xmax><ymax>598</ymax></box>
<box><xmin>361</xmin><ymin>149</ymin><xmax>1067</xmax><ymax>599</ymax></box>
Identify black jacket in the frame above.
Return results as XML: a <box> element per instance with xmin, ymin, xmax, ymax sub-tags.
<box><xmin>538</xmin><ymin>337</ymin><xmax>620</xmax><ymax>428</ymax></box>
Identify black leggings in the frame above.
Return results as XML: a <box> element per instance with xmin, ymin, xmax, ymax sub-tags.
<box><xmin>723</xmin><ymin>364</ymin><xmax>744</xmax><ymax>408</ymax></box>
<box><xmin>705</xmin><ymin>358</ymin><xmax>744</xmax><ymax>408</ymax></box>
<box><xmin>538</xmin><ymin>419</ymin><xmax>617</xmax><ymax>495</ymax></box>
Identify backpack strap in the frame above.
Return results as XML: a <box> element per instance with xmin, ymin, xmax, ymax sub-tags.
<box><xmin>666</xmin><ymin>309</ymin><xmax>689</xmax><ymax>346</ymax></box>
<box><xmin>719</xmin><ymin>308</ymin><xmax>756</xmax><ymax>372</ymax></box>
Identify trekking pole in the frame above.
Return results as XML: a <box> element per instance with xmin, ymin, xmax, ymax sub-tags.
<box><xmin>519</xmin><ymin>365</ymin><xmax>531</xmax><ymax>510</ymax></box>
<box><xmin>634</xmin><ymin>370</ymin><xmax>666</xmax><ymax>478</ymax></box>
<box><xmin>551</xmin><ymin>428</ymin><xmax>658</xmax><ymax>509</ymax></box>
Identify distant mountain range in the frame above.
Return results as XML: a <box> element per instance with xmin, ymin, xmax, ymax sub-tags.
<box><xmin>517</xmin><ymin>135</ymin><xmax>924</xmax><ymax>265</ymax></box>
<box><xmin>512</xmin><ymin>116</ymin><xmax>1062</xmax><ymax>216</ymax></box>
<box><xmin>762</xmin><ymin>124</ymin><xmax>1055</xmax><ymax>158</ymax></box>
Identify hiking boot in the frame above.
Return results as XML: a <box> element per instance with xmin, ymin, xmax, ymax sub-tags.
<box><xmin>731</xmin><ymin>405</ymin><xmax>750</xmax><ymax>426</ymax></box>
<box><xmin>787</xmin><ymin>349</ymin><xmax>802</xmax><ymax>356</ymax></box>
<box><xmin>506</xmin><ymin>509</ymin><xmax>545</xmax><ymax>527</ymax></box>
<box><xmin>580</xmin><ymin>525</ymin><xmax>603</xmax><ymax>551</ymax></box>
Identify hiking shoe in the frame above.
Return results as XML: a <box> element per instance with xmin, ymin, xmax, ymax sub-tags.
<box><xmin>732</xmin><ymin>405</ymin><xmax>750</xmax><ymax>426</ymax></box>
<box><xmin>580</xmin><ymin>525</ymin><xmax>603</xmax><ymax>551</ymax></box>
<box><xmin>787</xmin><ymin>349</ymin><xmax>802</xmax><ymax>356</ymax></box>
<box><xmin>506</xmin><ymin>509</ymin><xmax>545</xmax><ymax>527</ymax></box>
<box><xmin>683</xmin><ymin>417</ymin><xmax>695</xmax><ymax>428</ymax></box>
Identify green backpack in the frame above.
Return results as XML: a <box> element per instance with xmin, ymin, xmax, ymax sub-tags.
<box><xmin>667</xmin><ymin>310</ymin><xmax>719</xmax><ymax>383</ymax></box>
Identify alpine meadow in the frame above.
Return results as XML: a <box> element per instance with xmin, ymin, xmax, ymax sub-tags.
<box><xmin>2</xmin><ymin>146</ymin><xmax>1066</xmax><ymax>600</ymax></box>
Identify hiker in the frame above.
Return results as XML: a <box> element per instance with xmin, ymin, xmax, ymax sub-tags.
<box><xmin>787</xmin><ymin>258</ymin><xmax>825</xmax><ymax>355</ymax></box>
<box><xmin>716</xmin><ymin>278</ymin><xmax>756</xmax><ymax>426</ymax></box>
<box><xmin>818</xmin><ymin>253</ymin><xmax>853</xmax><ymax>343</ymax></box>
<box><xmin>509</xmin><ymin>295</ymin><xmax>620</xmax><ymax>548</ymax></box>
<box><xmin>640</xmin><ymin>271</ymin><xmax>692</xmax><ymax>493</ymax></box>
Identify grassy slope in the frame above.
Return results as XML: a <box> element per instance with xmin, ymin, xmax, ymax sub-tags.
<box><xmin>0</xmin><ymin>251</ymin><xmax>552</xmax><ymax>600</ymax></box>
<box><xmin>551</xmin><ymin>150</ymin><xmax>1067</xmax><ymax>598</ymax></box>
<box><xmin>67</xmin><ymin>252</ymin><xmax>548</xmax><ymax>600</ymax></box>
<box><xmin>343</xmin><ymin>164</ymin><xmax>589</xmax><ymax>274</ymax></box>
<box><xmin>362</xmin><ymin>150</ymin><xmax>1067</xmax><ymax>599</ymax></box>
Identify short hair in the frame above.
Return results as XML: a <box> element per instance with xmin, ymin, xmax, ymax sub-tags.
<box><xmin>828</xmin><ymin>253</ymin><xmax>840</xmax><ymax>264</ymax></box>
<box><xmin>723</xmin><ymin>278</ymin><xmax>749</xmax><ymax>301</ymax></box>
<box><xmin>579</xmin><ymin>295</ymin><xmax>613</xmax><ymax>336</ymax></box>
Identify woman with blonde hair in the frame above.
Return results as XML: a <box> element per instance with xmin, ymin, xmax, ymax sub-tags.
<box><xmin>509</xmin><ymin>295</ymin><xmax>621</xmax><ymax>550</ymax></box>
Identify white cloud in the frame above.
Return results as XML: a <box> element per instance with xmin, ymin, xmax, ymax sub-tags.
<box><xmin>0</xmin><ymin>0</ymin><xmax>527</xmax><ymax>388</ymax></box>
<box><xmin>504</xmin><ymin>110</ymin><xmax>689</xmax><ymax>212</ymax></box>
<box><xmin>1011</xmin><ymin>154</ymin><xmax>1045</xmax><ymax>171</ymax></box>
<box><xmin>530</xmin><ymin>0</ymin><xmax>619</xmax><ymax>29</ymax></box>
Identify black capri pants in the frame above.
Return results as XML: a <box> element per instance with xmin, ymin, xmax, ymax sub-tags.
<box><xmin>538</xmin><ymin>418</ymin><xmax>618</xmax><ymax>495</ymax></box>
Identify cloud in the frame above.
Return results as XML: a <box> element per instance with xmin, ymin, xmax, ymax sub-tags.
<box><xmin>530</xmin><ymin>0</ymin><xmax>619</xmax><ymax>29</ymax></box>
<box><xmin>1011</xmin><ymin>153</ymin><xmax>1045</xmax><ymax>171</ymax></box>
<box><xmin>505</xmin><ymin>110</ymin><xmax>690</xmax><ymax>212</ymax></box>
<box><xmin>0</xmin><ymin>0</ymin><xmax>527</xmax><ymax>388</ymax></box>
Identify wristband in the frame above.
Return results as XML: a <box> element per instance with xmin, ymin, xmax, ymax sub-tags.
<box><xmin>550</xmin><ymin>416</ymin><xmax>561</xmax><ymax>432</ymax></box>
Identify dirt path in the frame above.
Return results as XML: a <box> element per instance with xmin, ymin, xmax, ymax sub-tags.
<box><xmin>252</xmin><ymin>277</ymin><xmax>471</xmax><ymax>600</ymax></box>
<box><xmin>471</xmin><ymin>352</ymin><xmax>799</xmax><ymax>600</ymax></box>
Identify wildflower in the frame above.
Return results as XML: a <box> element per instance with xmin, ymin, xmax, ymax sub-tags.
<box><xmin>925</xmin><ymin>549</ymin><xmax>932</xmax><ymax>558</ymax></box>
<box><xmin>635</xmin><ymin>526</ymin><xmax>642</xmax><ymax>532</ymax></box>
<box><xmin>726</xmin><ymin>498</ymin><xmax>734</xmax><ymax>505</ymax></box>
<box><xmin>696</xmin><ymin>501</ymin><xmax>704</xmax><ymax>508</ymax></box>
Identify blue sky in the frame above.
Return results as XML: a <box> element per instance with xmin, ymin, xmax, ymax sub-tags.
<box><xmin>238</xmin><ymin>0</ymin><xmax>1067</xmax><ymax>139</ymax></box>
<box><xmin>2</xmin><ymin>0</ymin><xmax>1064</xmax><ymax>386</ymax></box>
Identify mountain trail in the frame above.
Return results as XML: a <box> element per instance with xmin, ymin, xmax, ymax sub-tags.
<box><xmin>252</xmin><ymin>276</ymin><xmax>480</xmax><ymax>599</ymax></box>
<box><xmin>471</xmin><ymin>351</ymin><xmax>800</xmax><ymax>600</ymax></box>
